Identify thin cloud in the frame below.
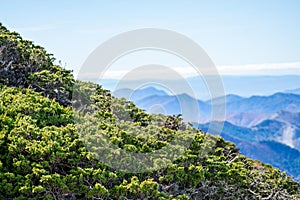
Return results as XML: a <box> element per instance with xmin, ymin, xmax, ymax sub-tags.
<box><xmin>75</xmin><ymin>62</ymin><xmax>300</xmax><ymax>80</ymax></box>
<box><xmin>218</xmin><ymin>62</ymin><xmax>300</xmax><ymax>76</ymax></box>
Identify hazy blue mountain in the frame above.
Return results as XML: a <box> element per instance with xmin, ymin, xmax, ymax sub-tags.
<box><xmin>237</xmin><ymin>139</ymin><xmax>300</xmax><ymax>182</ymax></box>
<box><xmin>272</xmin><ymin>110</ymin><xmax>300</xmax><ymax>126</ymax></box>
<box><xmin>122</xmin><ymin>86</ymin><xmax>300</xmax><ymax>126</ymax></box>
<box><xmin>223</xmin><ymin>93</ymin><xmax>300</xmax><ymax>126</ymax></box>
<box><xmin>223</xmin><ymin>134</ymin><xmax>300</xmax><ymax>181</ymax></box>
<box><xmin>226</xmin><ymin>92</ymin><xmax>300</xmax><ymax>114</ymax></box>
<box><xmin>206</xmin><ymin>94</ymin><xmax>244</xmax><ymax>105</ymax></box>
<box><xmin>197</xmin><ymin>118</ymin><xmax>300</xmax><ymax>181</ymax></box>
<box><xmin>113</xmin><ymin>87</ymin><xmax>169</xmax><ymax>102</ymax></box>
<box><xmin>135</xmin><ymin>93</ymin><xmax>210</xmax><ymax>121</ymax></box>
<box><xmin>226</xmin><ymin>112</ymin><xmax>269</xmax><ymax>127</ymax></box>
<box><xmin>113</xmin><ymin>88</ymin><xmax>134</xmax><ymax>98</ymax></box>
<box><xmin>285</xmin><ymin>88</ymin><xmax>300</xmax><ymax>95</ymax></box>
<box><xmin>99</xmin><ymin>75</ymin><xmax>300</xmax><ymax>99</ymax></box>
<box><xmin>198</xmin><ymin>110</ymin><xmax>300</xmax><ymax>150</ymax></box>
<box><xmin>136</xmin><ymin>94</ymin><xmax>181</xmax><ymax>115</ymax></box>
<box><xmin>195</xmin><ymin>121</ymin><xmax>256</xmax><ymax>142</ymax></box>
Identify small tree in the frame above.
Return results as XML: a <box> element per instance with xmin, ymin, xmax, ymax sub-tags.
<box><xmin>163</xmin><ymin>114</ymin><xmax>185</xmax><ymax>131</ymax></box>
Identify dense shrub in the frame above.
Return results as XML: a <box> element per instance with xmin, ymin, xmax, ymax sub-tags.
<box><xmin>0</xmin><ymin>23</ymin><xmax>74</xmax><ymax>106</ymax></box>
<box><xmin>0</xmin><ymin>23</ymin><xmax>299</xmax><ymax>199</ymax></box>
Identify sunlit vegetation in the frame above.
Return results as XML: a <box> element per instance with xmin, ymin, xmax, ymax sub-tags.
<box><xmin>0</xmin><ymin>22</ymin><xmax>299</xmax><ymax>199</ymax></box>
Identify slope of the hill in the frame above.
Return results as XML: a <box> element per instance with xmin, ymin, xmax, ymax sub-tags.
<box><xmin>0</xmin><ymin>23</ymin><xmax>300</xmax><ymax>199</ymax></box>
<box><xmin>0</xmin><ymin>23</ymin><xmax>74</xmax><ymax>106</ymax></box>
<box><xmin>197</xmin><ymin>118</ymin><xmax>300</xmax><ymax>182</ymax></box>
<box><xmin>1</xmin><ymin>83</ymin><xmax>300</xmax><ymax>199</ymax></box>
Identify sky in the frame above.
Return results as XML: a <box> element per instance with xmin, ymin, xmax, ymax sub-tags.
<box><xmin>1</xmin><ymin>0</ymin><xmax>300</xmax><ymax>78</ymax></box>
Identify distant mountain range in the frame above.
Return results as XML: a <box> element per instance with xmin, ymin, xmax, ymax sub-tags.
<box><xmin>225</xmin><ymin>92</ymin><xmax>300</xmax><ymax>127</ymax></box>
<box><xmin>114</xmin><ymin>86</ymin><xmax>300</xmax><ymax>125</ymax></box>
<box><xmin>285</xmin><ymin>88</ymin><xmax>300</xmax><ymax>95</ymax></box>
<box><xmin>113</xmin><ymin>87</ymin><xmax>170</xmax><ymax>102</ymax></box>
<box><xmin>197</xmin><ymin>113</ymin><xmax>300</xmax><ymax>181</ymax></box>
<box><xmin>114</xmin><ymin>86</ymin><xmax>300</xmax><ymax>181</ymax></box>
<box><xmin>101</xmin><ymin>75</ymin><xmax>300</xmax><ymax>99</ymax></box>
<box><xmin>114</xmin><ymin>87</ymin><xmax>211</xmax><ymax>121</ymax></box>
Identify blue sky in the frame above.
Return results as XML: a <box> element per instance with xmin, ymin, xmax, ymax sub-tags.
<box><xmin>1</xmin><ymin>0</ymin><xmax>300</xmax><ymax>77</ymax></box>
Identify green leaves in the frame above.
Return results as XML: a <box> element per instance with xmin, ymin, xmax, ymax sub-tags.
<box><xmin>0</xmin><ymin>22</ymin><xmax>299</xmax><ymax>199</ymax></box>
<box><xmin>0</xmin><ymin>23</ymin><xmax>74</xmax><ymax>106</ymax></box>
<box><xmin>0</xmin><ymin>84</ymin><xmax>299</xmax><ymax>200</ymax></box>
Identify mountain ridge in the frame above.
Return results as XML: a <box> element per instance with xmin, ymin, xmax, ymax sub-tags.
<box><xmin>197</xmin><ymin>112</ymin><xmax>300</xmax><ymax>181</ymax></box>
<box><xmin>120</xmin><ymin>86</ymin><xmax>300</xmax><ymax>125</ymax></box>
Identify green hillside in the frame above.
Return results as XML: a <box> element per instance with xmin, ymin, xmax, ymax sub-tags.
<box><xmin>0</xmin><ymin>23</ymin><xmax>299</xmax><ymax>199</ymax></box>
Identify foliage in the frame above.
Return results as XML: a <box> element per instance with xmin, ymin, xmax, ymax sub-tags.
<box><xmin>0</xmin><ymin>23</ymin><xmax>299</xmax><ymax>199</ymax></box>
<box><xmin>163</xmin><ymin>114</ymin><xmax>186</xmax><ymax>131</ymax></box>
<box><xmin>0</xmin><ymin>23</ymin><xmax>74</xmax><ymax>106</ymax></box>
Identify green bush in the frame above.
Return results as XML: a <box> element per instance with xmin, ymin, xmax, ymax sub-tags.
<box><xmin>0</xmin><ymin>22</ymin><xmax>299</xmax><ymax>199</ymax></box>
<box><xmin>0</xmin><ymin>23</ymin><xmax>74</xmax><ymax>106</ymax></box>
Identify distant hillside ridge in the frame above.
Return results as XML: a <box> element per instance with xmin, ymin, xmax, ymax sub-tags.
<box><xmin>117</xmin><ymin>87</ymin><xmax>300</xmax><ymax>126</ymax></box>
